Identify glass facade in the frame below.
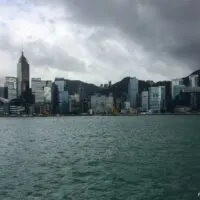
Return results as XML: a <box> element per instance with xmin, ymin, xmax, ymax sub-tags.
<box><xmin>149</xmin><ymin>86</ymin><xmax>166</xmax><ymax>113</ymax></box>
<box><xmin>128</xmin><ymin>77</ymin><xmax>138</xmax><ymax>108</ymax></box>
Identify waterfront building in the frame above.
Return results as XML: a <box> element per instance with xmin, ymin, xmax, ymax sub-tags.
<box><xmin>141</xmin><ymin>91</ymin><xmax>149</xmax><ymax>112</ymax></box>
<box><xmin>173</xmin><ymin>85</ymin><xmax>185</xmax><ymax>100</ymax></box>
<box><xmin>31</xmin><ymin>78</ymin><xmax>46</xmax><ymax>103</ymax></box>
<box><xmin>128</xmin><ymin>77</ymin><xmax>138</xmax><ymax>108</ymax></box>
<box><xmin>90</xmin><ymin>94</ymin><xmax>113</xmax><ymax>114</ymax></box>
<box><xmin>44</xmin><ymin>85</ymin><xmax>52</xmax><ymax>103</ymax></box>
<box><xmin>51</xmin><ymin>83</ymin><xmax>59</xmax><ymax>114</ymax></box>
<box><xmin>4</xmin><ymin>77</ymin><xmax>17</xmax><ymax>100</ymax></box>
<box><xmin>0</xmin><ymin>87</ymin><xmax>7</xmax><ymax>98</ymax></box>
<box><xmin>188</xmin><ymin>75</ymin><xmax>199</xmax><ymax>109</ymax></box>
<box><xmin>31</xmin><ymin>78</ymin><xmax>52</xmax><ymax>114</ymax></box>
<box><xmin>149</xmin><ymin>86</ymin><xmax>166</xmax><ymax>113</ymax></box>
<box><xmin>54</xmin><ymin>78</ymin><xmax>68</xmax><ymax>114</ymax></box>
<box><xmin>0</xmin><ymin>98</ymin><xmax>9</xmax><ymax>116</ymax></box>
<box><xmin>171</xmin><ymin>78</ymin><xmax>183</xmax><ymax>100</ymax></box>
<box><xmin>189</xmin><ymin>75</ymin><xmax>199</xmax><ymax>87</ymax></box>
<box><xmin>17</xmin><ymin>51</ymin><xmax>30</xmax><ymax>98</ymax></box>
<box><xmin>61</xmin><ymin>91</ymin><xmax>69</xmax><ymax>114</ymax></box>
<box><xmin>69</xmin><ymin>93</ymin><xmax>80</xmax><ymax>114</ymax></box>
<box><xmin>9</xmin><ymin>98</ymin><xmax>26</xmax><ymax>115</ymax></box>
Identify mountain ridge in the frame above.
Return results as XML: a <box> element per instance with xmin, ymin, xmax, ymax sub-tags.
<box><xmin>65</xmin><ymin>69</ymin><xmax>200</xmax><ymax>97</ymax></box>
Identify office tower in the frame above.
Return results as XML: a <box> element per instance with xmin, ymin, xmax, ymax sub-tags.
<box><xmin>149</xmin><ymin>86</ymin><xmax>166</xmax><ymax>113</ymax></box>
<box><xmin>90</xmin><ymin>93</ymin><xmax>113</xmax><ymax>114</ymax></box>
<box><xmin>54</xmin><ymin>78</ymin><xmax>68</xmax><ymax>114</ymax></box>
<box><xmin>31</xmin><ymin>78</ymin><xmax>46</xmax><ymax>103</ymax></box>
<box><xmin>128</xmin><ymin>77</ymin><xmax>138</xmax><ymax>108</ymax></box>
<box><xmin>171</xmin><ymin>78</ymin><xmax>184</xmax><ymax>100</ymax></box>
<box><xmin>189</xmin><ymin>75</ymin><xmax>198</xmax><ymax>87</ymax></box>
<box><xmin>17</xmin><ymin>51</ymin><xmax>30</xmax><ymax>98</ymax></box>
<box><xmin>4</xmin><ymin>77</ymin><xmax>17</xmax><ymax>100</ymax></box>
<box><xmin>141</xmin><ymin>91</ymin><xmax>149</xmax><ymax>112</ymax></box>
<box><xmin>51</xmin><ymin>83</ymin><xmax>59</xmax><ymax>114</ymax></box>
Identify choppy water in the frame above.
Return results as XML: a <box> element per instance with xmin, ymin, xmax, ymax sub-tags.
<box><xmin>0</xmin><ymin>116</ymin><xmax>200</xmax><ymax>200</ymax></box>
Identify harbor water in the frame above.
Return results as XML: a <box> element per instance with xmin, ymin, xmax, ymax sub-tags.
<box><xmin>0</xmin><ymin>116</ymin><xmax>200</xmax><ymax>199</ymax></box>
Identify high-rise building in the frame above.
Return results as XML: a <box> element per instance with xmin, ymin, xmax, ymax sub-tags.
<box><xmin>69</xmin><ymin>94</ymin><xmax>80</xmax><ymax>114</ymax></box>
<box><xmin>54</xmin><ymin>78</ymin><xmax>68</xmax><ymax>114</ymax></box>
<box><xmin>51</xmin><ymin>83</ymin><xmax>59</xmax><ymax>114</ymax></box>
<box><xmin>141</xmin><ymin>91</ymin><xmax>149</xmax><ymax>112</ymax></box>
<box><xmin>90</xmin><ymin>93</ymin><xmax>113</xmax><ymax>114</ymax></box>
<box><xmin>189</xmin><ymin>75</ymin><xmax>198</xmax><ymax>87</ymax></box>
<box><xmin>171</xmin><ymin>78</ymin><xmax>184</xmax><ymax>100</ymax></box>
<box><xmin>0</xmin><ymin>87</ymin><xmax>6</xmax><ymax>98</ymax></box>
<box><xmin>173</xmin><ymin>85</ymin><xmax>185</xmax><ymax>100</ymax></box>
<box><xmin>149</xmin><ymin>86</ymin><xmax>166</xmax><ymax>113</ymax></box>
<box><xmin>128</xmin><ymin>77</ymin><xmax>138</xmax><ymax>108</ymax></box>
<box><xmin>17</xmin><ymin>51</ymin><xmax>30</xmax><ymax>98</ymax></box>
<box><xmin>31</xmin><ymin>78</ymin><xmax>46</xmax><ymax>103</ymax></box>
<box><xmin>78</xmin><ymin>83</ymin><xmax>86</xmax><ymax>113</ymax></box>
<box><xmin>4</xmin><ymin>77</ymin><xmax>17</xmax><ymax>100</ymax></box>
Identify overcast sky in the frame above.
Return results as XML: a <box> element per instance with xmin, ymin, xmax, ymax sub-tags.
<box><xmin>0</xmin><ymin>0</ymin><xmax>199</xmax><ymax>85</ymax></box>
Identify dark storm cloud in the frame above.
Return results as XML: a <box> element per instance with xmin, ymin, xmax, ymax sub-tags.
<box><xmin>61</xmin><ymin>0</ymin><xmax>200</xmax><ymax>71</ymax></box>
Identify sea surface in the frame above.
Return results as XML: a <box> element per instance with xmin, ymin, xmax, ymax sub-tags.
<box><xmin>0</xmin><ymin>116</ymin><xmax>200</xmax><ymax>200</ymax></box>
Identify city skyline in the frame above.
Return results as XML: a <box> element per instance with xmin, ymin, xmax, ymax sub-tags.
<box><xmin>1</xmin><ymin>0</ymin><xmax>200</xmax><ymax>85</ymax></box>
<box><xmin>0</xmin><ymin>50</ymin><xmax>198</xmax><ymax>89</ymax></box>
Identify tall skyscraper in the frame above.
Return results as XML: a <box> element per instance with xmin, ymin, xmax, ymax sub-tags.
<box><xmin>128</xmin><ymin>77</ymin><xmax>138</xmax><ymax>108</ymax></box>
<box><xmin>17</xmin><ymin>51</ymin><xmax>30</xmax><ymax>98</ymax></box>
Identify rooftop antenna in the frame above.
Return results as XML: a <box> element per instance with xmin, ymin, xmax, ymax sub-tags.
<box><xmin>21</xmin><ymin>40</ymin><xmax>24</xmax><ymax>55</ymax></box>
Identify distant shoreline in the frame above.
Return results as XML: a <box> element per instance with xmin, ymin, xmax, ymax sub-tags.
<box><xmin>0</xmin><ymin>113</ymin><xmax>200</xmax><ymax>118</ymax></box>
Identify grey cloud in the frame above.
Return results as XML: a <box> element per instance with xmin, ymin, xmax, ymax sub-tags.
<box><xmin>0</xmin><ymin>35</ymin><xmax>88</xmax><ymax>73</ymax></box>
<box><xmin>61</xmin><ymin>0</ymin><xmax>200</xmax><ymax>71</ymax></box>
<box><xmin>25</xmin><ymin>40</ymin><xmax>88</xmax><ymax>73</ymax></box>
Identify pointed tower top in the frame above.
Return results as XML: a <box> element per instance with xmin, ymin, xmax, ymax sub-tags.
<box><xmin>18</xmin><ymin>50</ymin><xmax>28</xmax><ymax>64</ymax></box>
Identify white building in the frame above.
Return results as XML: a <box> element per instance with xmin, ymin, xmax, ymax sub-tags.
<box><xmin>31</xmin><ymin>78</ymin><xmax>46</xmax><ymax>103</ymax></box>
<box><xmin>141</xmin><ymin>91</ymin><xmax>149</xmax><ymax>112</ymax></box>
<box><xmin>149</xmin><ymin>86</ymin><xmax>166</xmax><ymax>113</ymax></box>
<box><xmin>5</xmin><ymin>77</ymin><xmax>17</xmax><ymax>100</ymax></box>
<box><xmin>171</xmin><ymin>78</ymin><xmax>184</xmax><ymax>100</ymax></box>
<box><xmin>189</xmin><ymin>75</ymin><xmax>198</xmax><ymax>87</ymax></box>
<box><xmin>128</xmin><ymin>77</ymin><xmax>138</xmax><ymax>108</ymax></box>
<box><xmin>91</xmin><ymin>94</ymin><xmax>113</xmax><ymax>114</ymax></box>
<box><xmin>32</xmin><ymin>78</ymin><xmax>52</xmax><ymax>103</ymax></box>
